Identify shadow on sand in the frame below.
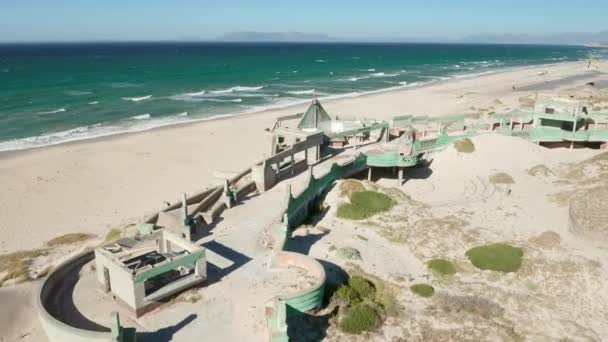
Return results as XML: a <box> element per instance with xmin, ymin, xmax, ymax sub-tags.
<box><xmin>137</xmin><ymin>314</ymin><xmax>197</xmax><ymax>342</ymax></box>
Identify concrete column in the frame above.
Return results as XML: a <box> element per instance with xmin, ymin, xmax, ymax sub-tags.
<box><xmin>398</xmin><ymin>168</ymin><xmax>404</xmax><ymax>186</ymax></box>
<box><xmin>304</xmin><ymin>148</ymin><xmax>309</xmax><ymax>165</ymax></box>
<box><xmin>133</xmin><ymin>281</ymin><xmax>146</xmax><ymax>309</ymax></box>
<box><xmin>181</xmin><ymin>193</ymin><xmax>188</xmax><ymax>226</ymax></box>
<box><xmin>270</xmin><ymin>135</ymin><xmax>277</xmax><ymax>156</ymax></box>
<box><xmin>290</xmin><ymin>154</ymin><xmax>295</xmax><ymax>175</ymax></box>
<box><xmin>368</xmin><ymin>167</ymin><xmax>372</xmax><ymax>181</ymax></box>
<box><xmin>223</xmin><ymin>179</ymin><xmax>233</xmax><ymax>209</ymax></box>
<box><xmin>195</xmin><ymin>256</ymin><xmax>206</xmax><ymax>279</ymax></box>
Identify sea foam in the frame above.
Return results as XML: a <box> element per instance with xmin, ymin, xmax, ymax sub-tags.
<box><xmin>122</xmin><ymin>95</ymin><xmax>152</xmax><ymax>102</ymax></box>
<box><xmin>131</xmin><ymin>114</ymin><xmax>151</xmax><ymax>120</ymax></box>
<box><xmin>38</xmin><ymin>108</ymin><xmax>66</xmax><ymax>114</ymax></box>
<box><xmin>211</xmin><ymin>86</ymin><xmax>264</xmax><ymax>94</ymax></box>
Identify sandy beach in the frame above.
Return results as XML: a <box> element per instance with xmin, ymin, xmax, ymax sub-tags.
<box><xmin>1</xmin><ymin>60</ymin><xmax>607</xmax><ymax>254</ymax></box>
<box><xmin>0</xmin><ymin>57</ymin><xmax>607</xmax><ymax>342</ymax></box>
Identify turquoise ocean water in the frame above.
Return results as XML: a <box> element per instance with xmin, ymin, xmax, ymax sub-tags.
<box><xmin>1</xmin><ymin>42</ymin><xmax>606</xmax><ymax>151</ymax></box>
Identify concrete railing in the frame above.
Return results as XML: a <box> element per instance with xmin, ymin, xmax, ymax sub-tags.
<box><xmin>264</xmin><ymin>154</ymin><xmax>369</xmax><ymax>341</ymax></box>
<box><xmin>37</xmin><ymin>249</ymin><xmax>128</xmax><ymax>342</ymax></box>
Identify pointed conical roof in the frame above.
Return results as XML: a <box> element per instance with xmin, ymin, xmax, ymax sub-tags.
<box><xmin>298</xmin><ymin>100</ymin><xmax>332</xmax><ymax>130</ymax></box>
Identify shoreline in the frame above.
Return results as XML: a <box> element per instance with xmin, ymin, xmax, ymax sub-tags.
<box><xmin>0</xmin><ymin>59</ymin><xmax>606</xmax><ymax>254</ymax></box>
<box><xmin>0</xmin><ymin>60</ymin><xmax>586</xmax><ymax>155</ymax></box>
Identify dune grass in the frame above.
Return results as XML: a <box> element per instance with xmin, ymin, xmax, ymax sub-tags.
<box><xmin>337</xmin><ymin>190</ymin><xmax>394</xmax><ymax>220</ymax></box>
<box><xmin>105</xmin><ymin>227</ymin><xmax>123</xmax><ymax>242</ymax></box>
<box><xmin>453</xmin><ymin>138</ymin><xmax>475</xmax><ymax>153</ymax></box>
<box><xmin>0</xmin><ymin>248</ymin><xmax>50</xmax><ymax>284</ymax></box>
<box><xmin>427</xmin><ymin>258</ymin><xmax>457</xmax><ymax>275</ymax></box>
<box><xmin>332</xmin><ymin>273</ymin><xmax>394</xmax><ymax>335</ymax></box>
<box><xmin>339</xmin><ymin>302</ymin><xmax>381</xmax><ymax>334</ymax></box>
<box><xmin>339</xmin><ymin>179</ymin><xmax>365</xmax><ymax>198</ymax></box>
<box><xmin>410</xmin><ymin>283</ymin><xmax>435</xmax><ymax>297</ymax></box>
<box><xmin>46</xmin><ymin>233</ymin><xmax>95</xmax><ymax>247</ymax></box>
<box><xmin>465</xmin><ymin>243</ymin><xmax>523</xmax><ymax>272</ymax></box>
<box><xmin>489</xmin><ymin>172</ymin><xmax>515</xmax><ymax>185</ymax></box>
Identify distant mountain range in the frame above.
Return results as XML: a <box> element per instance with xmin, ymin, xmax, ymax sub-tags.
<box><xmin>219</xmin><ymin>30</ymin><xmax>608</xmax><ymax>46</ymax></box>
<box><xmin>462</xmin><ymin>30</ymin><xmax>608</xmax><ymax>46</ymax></box>
<box><xmin>220</xmin><ymin>32</ymin><xmax>332</xmax><ymax>42</ymax></box>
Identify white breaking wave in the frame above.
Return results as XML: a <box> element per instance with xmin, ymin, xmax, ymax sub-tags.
<box><xmin>206</xmin><ymin>98</ymin><xmax>243</xmax><ymax>103</ymax></box>
<box><xmin>315</xmin><ymin>59</ymin><xmax>328</xmax><ymax>63</ymax></box>
<box><xmin>67</xmin><ymin>90</ymin><xmax>93</xmax><ymax>96</ymax></box>
<box><xmin>38</xmin><ymin>108</ymin><xmax>66</xmax><ymax>114</ymax></box>
<box><xmin>122</xmin><ymin>95</ymin><xmax>152</xmax><ymax>102</ymax></box>
<box><xmin>367</xmin><ymin>69</ymin><xmax>376</xmax><ymax>72</ymax></box>
<box><xmin>177</xmin><ymin>112</ymin><xmax>188</xmax><ymax>117</ymax></box>
<box><xmin>88</xmin><ymin>101</ymin><xmax>99</xmax><ymax>105</ymax></box>
<box><xmin>287</xmin><ymin>89</ymin><xmax>316</xmax><ymax>95</ymax></box>
<box><xmin>211</xmin><ymin>86</ymin><xmax>264</xmax><ymax>94</ymax></box>
<box><xmin>131</xmin><ymin>114</ymin><xmax>151</xmax><ymax>120</ymax></box>
<box><xmin>182</xmin><ymin>90</ymin><xmax>206</xmax><ymax>97</ymax></box>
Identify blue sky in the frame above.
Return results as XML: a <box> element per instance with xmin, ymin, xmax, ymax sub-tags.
<box><xmin>0</xmin><ymin>0</ymin><xmax>606</xmax><ymax>42</ymax></box>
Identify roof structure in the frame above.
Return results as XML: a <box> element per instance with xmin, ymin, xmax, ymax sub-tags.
<box><xmin>297</xmin><ymin>100</ymin><xmax>332</xmax><ymax>131</ymax></box>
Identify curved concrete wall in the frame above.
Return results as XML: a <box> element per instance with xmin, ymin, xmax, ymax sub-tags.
<box><xmin>37</xmin><ymin>249</ymin><xmax>114</xmax><ymax>342</ymax></box>
<box><xmin>271</xmin><ymin>251</ymin><xmax>326</xmax><ymax>313</ymax></box>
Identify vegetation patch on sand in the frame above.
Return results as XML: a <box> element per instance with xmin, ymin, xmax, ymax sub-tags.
<box><xmin>0</xmin><ymin>248</ymin><xmax>50</xmax><ymax>285</ymax></box>
<box><xmin>427</xmin><ymin>259</ymin><xmax>457</xmax><ymax>275</ymax></box>
<box><xmin>410</xmin><ymin>283</ymin><xmax>435</xmax><ymax>297</ymax></box>
<box><xmin>489</xmin><ymin>172</ymin><xmax>515</xmax><ymax>185</ymax></box>
<box><xmin>105</xmin><ymin>227</ymin><xmax>124</xmax><ymax>241</ymax></box>
<box><xmin>337</xmin><ymin>190</ymin><xmax>394</xmax><ymax>220</ymax></box>
<box><xmin>339</xmin><ymin>302</ymin><xmax>381</xmax><ymax>334</ymax></box>
<box><xmin>339</xmin><ymin>179</ymin><xmax>365</xmax><ymax>198</ymax></box>
<box><xmin>332</xmin><ymin>272</ymin><xmax>396</xmax><ymax>335</ymax></box>
<box><xmin>453</xmin><ymin>138</ymin><xmax>476</xmax><ymax>153</ymax></box>
<box><xmin>465</xmin><ymin>243</ymin><xmax>523</xmax><ymax>272</ymax></box>
<box><xmin>527</xmin><ymin>164</ymin><xmax>555</xmax><ymax>177</ymax></box>
<box><xmin>46</xmin><ymin>233</ymin><xmax>95</xmax><ymax>247</ymax></box>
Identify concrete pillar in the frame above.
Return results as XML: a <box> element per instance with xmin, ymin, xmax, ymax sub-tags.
<box><xmin>398</xmin><ymin>168</ymin><xmax>404</xmax><ymax>186</ymax></box>
<box><xmin>223</xmin><ymin>179</ymin><xmax>233</xmax><ymax>209</ymax></box>
<box><xmin>304</xmin><ymin>148</ymin><xmax>308</xmax><ymax>165</ymax></box>
<box><xmin>270</xmin><ymin>135</ymin><xmax>277</xmax><ymax>156</ymax></box>
<box><xmin>133</xmin><ymin>281</ymin><xmax>146</xmax><ymax>308</ymax></box>
<box><xmin>290</xmin><ymin>154</ymin><xmax>295</xmax><ymax>175</ymax></box>
<box><xmin>181</xmin><ymin>193</ymin><xmax>188</xmax><ymax>226</ymax></box>
<box><xmin>195</xmin><ymin>255</ymin><xmax>206</xmax><ymax>279</ymax></box>
<box><xmin>368</xmin><ymin>167</ymin><xmax>372</xmax><ymax>181</ymax></box>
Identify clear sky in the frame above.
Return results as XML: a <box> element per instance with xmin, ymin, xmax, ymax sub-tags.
<box><xmin>0</xmin><ymin>0</ymin><xmax>606</xmax><ymax>42</ymax></box>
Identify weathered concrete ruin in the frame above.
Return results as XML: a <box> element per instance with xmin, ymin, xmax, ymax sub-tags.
<box><xmin>94</xmin><ymin>230</ymin><xmax>206</xmax><ymax>317</ymax></box>
<box><xmin>36</xmin><ymin>97</ymin><xmax>608</xmax><ymax>342</ymax></box>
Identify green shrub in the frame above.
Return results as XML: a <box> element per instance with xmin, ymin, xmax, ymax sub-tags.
<box><xmin>46</xmin><ymin>233</ymin><xmax>95</xmax><ymax>247</ymax></box>
<box><xmin>427</xmin><ymin>259</ymin><xmax>457</xmax><ymax>275</ymax></box>
<box><xmin>335</xmin><ymin>285</ymin><xmax>359</xmax><ymax>303</ymax></box>
<box><xmin>410</xmin><ymin>283</ymin><xmax>435</xmax><ymax>297</ymax></box>
<box><xmin>339</xmin><ymin>303</ymin><xmax>381</xmax><ymax>334</ymax></box>
<box><xmin>337</xmin><ymin>190</ymin><xmax>394</xmax><ymax>220</ymax></box>
<box><xmin>465</xmin><ymin>243</ymin><xmax>523</xmax><ymax>272</ymax></box>
<box><xmin>489</xmin><ymin>172</ymin><xmax>515</xmax><ymax>185</ymax></box>
<box><xmin>349</xmin><ymin>276</ymin><xmax>376</xmax><ymax>300</ymax></box>
<box><xmin>454</xmin><ymin>138</ymin><xmax>475</xmax><ymax>153</ymax></box>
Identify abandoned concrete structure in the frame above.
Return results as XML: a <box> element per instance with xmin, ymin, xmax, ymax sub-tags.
<box><xmin>36</xmin><ymin>97</ymin><xmax>608</xmax><ymax>342</ymax></box>
<box><xmin>94</xmin><ymin>230</ymin><xmax>206</xmax><ymax>317</ymax></box>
